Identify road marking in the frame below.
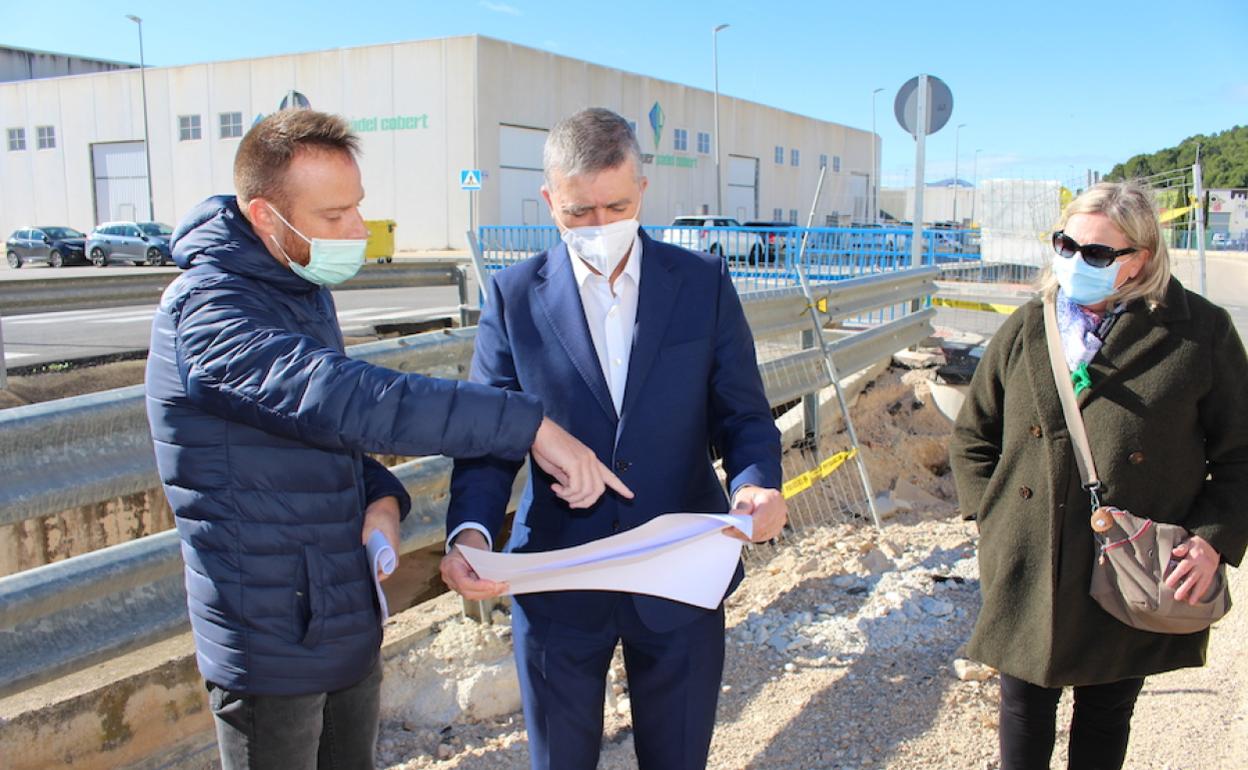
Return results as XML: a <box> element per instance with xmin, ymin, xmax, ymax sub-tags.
<box><xmin>3</xmin><ymin>351</ymin><xmax>34</xmax><ymax>362</ymax></box>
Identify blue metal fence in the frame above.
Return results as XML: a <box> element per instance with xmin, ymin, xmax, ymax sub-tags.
<box><xmin>477</xmin><ymin>224</ymin><xmax>981</xmax><ymax>293</ymax></box>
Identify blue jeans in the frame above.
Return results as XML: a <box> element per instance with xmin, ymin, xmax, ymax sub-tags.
<box><xmin>207</xmin><ymin>658</ymin><xmax>382</xmax><ymax>770</ymax></box>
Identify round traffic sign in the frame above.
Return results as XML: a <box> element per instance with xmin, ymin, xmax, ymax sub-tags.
<box><xmin>894</xmin><ymin>75</ymin><xmax>954</xmax><ymax>137</ymax></box>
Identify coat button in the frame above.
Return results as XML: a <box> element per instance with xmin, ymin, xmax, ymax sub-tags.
<box><xmin>1128</xmin><ymin>451</ymin><xmax>1145</xmax><ymax>465</ymax></box>
<box><xmin>615</xmin><ymin>459</ymin><xmax>630</xmax><ymax>472</ymax></box>
<box><xmin>1019</xmin><ymin>486</ymin><xmax>1033</xmax><ymax>499</ymax></box>
<box><xmin>1030</xmin><ymin>425</ymin><xmax>1043</xmax><ymax>438</ymax></box>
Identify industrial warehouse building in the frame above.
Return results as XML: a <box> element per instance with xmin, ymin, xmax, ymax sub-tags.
<box><xmin>0</xmin><ymin>35</ymin><xmax>876</xmax><ymax>250</ymax></box>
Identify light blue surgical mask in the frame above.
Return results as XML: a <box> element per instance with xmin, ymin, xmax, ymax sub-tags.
<box><xmin>266</xmin><ymin>204</ymin><xmax>366</xmax><ymax>286</ymax></box>
<box><xmin>1051</xmin><ymin>249</ymin><xmax>1130</xmax><ymax>306</ymax></box>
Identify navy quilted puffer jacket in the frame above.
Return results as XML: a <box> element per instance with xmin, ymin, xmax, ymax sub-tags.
<box><xmin>145</xmin><ymin>196</ymin><xmax>542</xmax><ymax>695</ymax></box>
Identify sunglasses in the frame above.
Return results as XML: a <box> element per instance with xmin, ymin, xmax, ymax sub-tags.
<box><xmin>1051</xmin><ymin>231</ymin><xmax>1138</xmax><ymax>269</ymax></box>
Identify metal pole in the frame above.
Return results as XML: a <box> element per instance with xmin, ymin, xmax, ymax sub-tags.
<box><xmin>126</xmin><ymin>15</ymin><xmax>155</xmax><ymax>223</ymax></box>
<box><xmin>0</xmin><ymin>313</ymin><xmax>8</xmax><ymax>390</ymax></box>
<box><xmin>465</xmin><ymin>228</ymin><xmax>492</xmax><ymax>307</ymax></box>
<box><xmin>795</xmin><ymin>165</ymin><xmax>882</xmax><ymax>529</ymax></box>
<box><xmin>871</xmin><ymin>87</ymin><xmax>883</xmax><ymax>225</ymax></box>
<box><xmin>713</xmin><ymin>24</ymin><xmax>729</xmax><ymax>215</ymax></box>
<box><xmin>1194</xmin><ymin>149</ymin><xmax>1207</xmax><ymax>296</ymax></box>
<box><xmin>911</xmin><ymin>75</ymin><xmax>928</xmax><ymax>269</ymax></box>
<box><xmin>953</xmin><ymin>123</ymin><xmax>965</xmax><ymax>225</ymax></box>
<box><xmin>971</xmin><ymin>148</ymin><xmax>981</xmax><ymax>224</ymax></box>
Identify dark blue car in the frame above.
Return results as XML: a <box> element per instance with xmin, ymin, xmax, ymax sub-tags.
<box><xmin>6</xmin><ymin>226</ymin><xmax>89</xmax><ymax>268</ymax></box>
<box><xmin>87</xmin><ymin>221</ymin><xmax>174</xmax><ymax>267</ymax></box>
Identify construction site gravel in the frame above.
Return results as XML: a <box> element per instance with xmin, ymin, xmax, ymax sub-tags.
<box><xmin>371</xmin><ymin>367</ymin><xmax>1248</xmax><ymax>770</ymax></box>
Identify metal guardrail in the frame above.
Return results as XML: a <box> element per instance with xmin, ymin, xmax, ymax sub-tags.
<box><xmin>0</xmin><ymin>269</ymin><xmax>936</xmax><ymax>697</ymax></box>
<box><xmin>0</xmin><ymin>260</ymin><xmax>471</xmax><ymax>317</ymax></box>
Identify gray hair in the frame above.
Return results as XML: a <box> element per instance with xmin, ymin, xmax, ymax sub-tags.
<box><xmin>543</xmin><ymin>108</ymin><xmax>643</xmax><ymax>187</ymax></box>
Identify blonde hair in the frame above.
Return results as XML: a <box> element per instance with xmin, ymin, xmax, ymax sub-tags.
<box><xmin>1038</xmin><ymin>181</ymin><xmax>1171</xmax><ymax>310</ymax></box>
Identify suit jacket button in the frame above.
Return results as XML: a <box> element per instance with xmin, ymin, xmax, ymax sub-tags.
<box><xmin>1128</xmin><ymin>451</ymin><xmax>1145</xmax><ymax>464</ymax></box>
<box><xmin>1019</xmin><ymin>486</ymin><xmax>1033</xmax><ymax>499</ymax></box>
<box><xmin>1030</xmin><ymin>425</ymin><xmax>1043</xmax><ymax>438</ymax></box>
<box><xmin>615</xmin><ymin>460</ymin><xmax>630</xmax><ymax>472</ymax></box>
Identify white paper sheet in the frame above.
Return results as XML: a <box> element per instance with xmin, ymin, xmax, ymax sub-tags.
<box><xmin>366</xmin><ymin>529</ymin><xmax>397</xmax><ymax>621</ymax></box>
<box><xmin>457</xmin><ymin>513</ymin><xmax>753</xmax><ymax>609</ymax></box>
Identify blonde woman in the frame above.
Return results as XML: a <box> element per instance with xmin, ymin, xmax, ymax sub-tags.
<box><xmin>951</xmin><ymin>181</ymin><xmax>1248</xmax><ymax>769</ymax></box>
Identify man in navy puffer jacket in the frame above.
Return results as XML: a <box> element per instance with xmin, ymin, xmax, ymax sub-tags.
<box><xmin>145</xmin><ymin>110</ymin><xmax>629</xmax><ymax>770</ymax></box>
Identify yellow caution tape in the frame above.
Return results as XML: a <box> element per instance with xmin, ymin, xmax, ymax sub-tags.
<box><xmin>930</xmin><ymin>296</ymin><xmax>1019</xmax><ymax>315</ymax></box>
<box><xmin>782</xmin><ymin>448</ymin><xmax>858</xmax><ymax>500</ymax></box>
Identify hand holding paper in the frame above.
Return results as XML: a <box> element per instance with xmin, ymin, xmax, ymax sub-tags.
<box><xmin>365</xmin><ymin>529</ymin><xmax>397</xmax><ymax>621</ymax></box>
<box><xmin>457</xmin><ymin>513</ymin><xmax>753</xmax><ymax>610</ymax></box>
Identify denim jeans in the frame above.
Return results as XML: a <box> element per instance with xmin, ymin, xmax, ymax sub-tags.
<box><xmin>207</xmin><ymin>658</ymin><xmax>382</xmax><ymax>770</ymax></box>
<box><xmin>998</xmin><ymin>672</ymin><xmax>1145</xmax><ymax>770</ymax></box>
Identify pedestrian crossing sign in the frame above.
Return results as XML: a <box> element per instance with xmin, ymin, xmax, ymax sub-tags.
<box><xmin>459</xmin><ymin>169</ymin><xmax>482</xmax><ymax>190</ymax></box>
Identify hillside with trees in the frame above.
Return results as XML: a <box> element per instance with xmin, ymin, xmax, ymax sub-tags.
<box><xmin>1106</xmin><ymin>126</ymin><xmax>1248</xmax><ymax>187</ymax></box>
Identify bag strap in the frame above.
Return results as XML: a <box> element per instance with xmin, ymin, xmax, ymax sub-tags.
<box><xmin>1042</xmin><ymin>296</ymin><xmax>1100</xmax><ymax>492</ymax></box>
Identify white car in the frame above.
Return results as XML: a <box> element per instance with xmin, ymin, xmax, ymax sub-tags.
<box><xmin>659</xmin><ymin>216</ymin><xmax>765</xmax><ymax>262</ymax></box>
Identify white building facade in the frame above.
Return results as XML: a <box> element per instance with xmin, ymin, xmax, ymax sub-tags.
<box><xmin>0</xmin><ymin>35</ymin><xmax>877</xmax><ymax>250</ymax></box>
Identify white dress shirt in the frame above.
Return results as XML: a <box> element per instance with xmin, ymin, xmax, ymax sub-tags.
<box><xmin>447</xmin><ymin>230</ymin><xmax>642</xmax><ymax>551</ymax></box>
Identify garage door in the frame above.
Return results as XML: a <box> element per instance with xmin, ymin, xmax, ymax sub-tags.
<box><xmin>498</xmin><ymin>125</ymin><xmax>551</xmax><ymax>227</ymax></box>
<box><xmin>91</xmin><ymin>142</ymin><xmax>150</xmax><ymax>224</ymax></box>
<box><xmin>726</xmin><ymin>155</ymin><xmax>758</xmax><ymax>221</ymax></box>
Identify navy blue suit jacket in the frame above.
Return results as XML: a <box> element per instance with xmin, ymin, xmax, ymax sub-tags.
<box><xmin>447</xmin><ymin>230</ymin><xmax>781</xmax><ymax>633</ymax></box>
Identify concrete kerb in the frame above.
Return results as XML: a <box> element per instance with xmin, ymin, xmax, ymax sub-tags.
<box><xmin>0</xmin><ymin>591</ymin><xmax>469</xmax><ymax>770</ymax></box>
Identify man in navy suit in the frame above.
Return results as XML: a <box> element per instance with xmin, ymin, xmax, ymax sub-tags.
<box><xmin>441</xmin><ymin>108</ymin><xmax>786</xmax><ymax>769</ymax></box>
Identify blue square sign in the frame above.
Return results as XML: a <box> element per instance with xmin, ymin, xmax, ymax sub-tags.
<box><xmin>459</xmin><ymin>169</ymin><xmax>482</xmax><ymax>190</ymax></box>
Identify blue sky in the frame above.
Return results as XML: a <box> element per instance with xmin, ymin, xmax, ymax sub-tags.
<box><xmin>4</xmin><ymin>0</ymin><xmax>1244</xmax><ymax>188</ymax></box>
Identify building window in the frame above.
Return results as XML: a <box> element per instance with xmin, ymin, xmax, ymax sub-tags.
<box><xmin>219</xmin><ymin>112</ymin><xmax>243</xmax><ymax>139</ymax></box>
<box><xmin>673</xmin><ymin>128</ymin><xmax>688</xmax><ymax>152</ymax></box>
<box><xmin>819</xmin><ymin>153</ymin><xmax>828</xmax><ymax>169</ymax></box>
<box><xmin>832</xmin><ymin>155</ymin><xmax>841</xmax><ymax>172</ymax></box>
<box><xmin>35</xmin><ymin>125</ymin><xmax>55</xmax><ymax>149</ymax></box>
<box><xmin>774</xmin><ymin>146</ymin><xmax>784</xmax><ymax>164</ymax></box>
<box><xmin>830</xmin><ymin>210</ymin><xmax>840</xmax><ymax>225</ymax></box>
<box><xmin>178</xmin><ymin>114</ymin><xmax>202</xmax><ymax>141</ymax></box>
<box><xmin>825</xmin><ymin>214</ymin><xmax>837</xmax><ymax>227</ymax></box>
<box><xmin>791</xmin><ymin>148</ymin><xmax>800</xmax><ymax>167</ymax></box>
<box><xmin>7</xmin><ymin>127</ymin><xmax>25</xmax><ymax>151</ymax></box>
<box><xmin>696</xmin><ymin>131</ymin><xmax>710</xmax><ymax>155</ymax></box>
<box><xmin>773</xmin><ymin>208</ymin><xmax>784</xmax><ymax>221</ymax></box>
<box><xmin>789</xmin><ymin>209</ymin><xmax>799</xmax><ymax>224</ymax></box>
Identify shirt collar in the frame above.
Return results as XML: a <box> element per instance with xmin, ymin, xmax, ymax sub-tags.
<box><xmin>569</xmin><ymin>229</ymin><xmax>643</xmax><ymax>290</ymax></box>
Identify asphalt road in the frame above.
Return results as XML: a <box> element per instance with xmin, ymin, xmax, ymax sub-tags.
<box><xmin>1</xmin><ymin>276</ymin><xmax>470</xmax><ymax>368</ymax></box>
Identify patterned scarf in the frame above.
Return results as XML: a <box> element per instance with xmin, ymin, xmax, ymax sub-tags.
<box><xmin>1055</xmin><ymin>290</ymin><xmax>1125</xmax><ymax>395</ymax></box>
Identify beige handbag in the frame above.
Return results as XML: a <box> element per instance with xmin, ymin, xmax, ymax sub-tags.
<box><xmin>1043</xmin><ymin>297</ymin><xmax>1230</xmax><ymax>634</ymax></box>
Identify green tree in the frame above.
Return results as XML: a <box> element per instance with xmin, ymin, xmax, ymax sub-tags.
<box><xmin>1105</xmin><ymin>126</ymin><xmax>1248</xmax><ymax>187</ymax></box>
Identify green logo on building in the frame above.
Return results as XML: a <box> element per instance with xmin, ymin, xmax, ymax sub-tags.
<box><xmin>648</xmin><ymin>102</ymin><xmax>665</xmax><ymax>149</ymax></box>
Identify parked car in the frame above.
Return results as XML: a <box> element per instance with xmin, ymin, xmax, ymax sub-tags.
<box><xmin>741</xmin><ymin>220</ymin><xmax>795</xmax><ymax>262</ymax></box>
<box><xmin>660</xmin><ymin>215</ymin><xmax>765</xmax><ymax>262</ymax></box>
<box><xmin>5</xmin><ymin>226</ymin><xmax>89</xmax><ymax>268</ymax></box>
<box><xmin>1211</xmin><ymin>232</ymin><xmax>1229</xmax><ymax>249</ymax></box>
<box><xmin>86</xmin><ymin>221</ymin><xmax>174</xmax><ymax>266</ymax></box>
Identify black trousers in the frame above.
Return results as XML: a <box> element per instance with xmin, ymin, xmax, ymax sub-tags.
<box><xmin>206</xmin><ymin>659</ymin><xmax>382</xmax><ymax>770</ymax></box>
<box><xmin>998</xmin><ymin>673</ymin><xmax>1145</xmax><ymax>770</ymax></box>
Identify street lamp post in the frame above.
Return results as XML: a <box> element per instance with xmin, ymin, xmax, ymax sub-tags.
<box><xmin>971</xmin><ymin>148</ymin><xmax>982</xmax><ymax>223</ymax></box>
<box><xmin>712</xmin><ymin>23</ymin><xmax>729</xmax><ymax>215</ymax></box>
<box><xmin>126</xmin><ymin>14</ymin><xmax>155</xmax><ymax>223</ymax></box>
<box><xmin>952</xmin><ymin>122</ymin><xmax>966</xmax><ymax>225</ymax></box>
<box><xmin>871</xmin><ymin>87</ymin><xmax>883</xmax><ymax>224</ymax></box>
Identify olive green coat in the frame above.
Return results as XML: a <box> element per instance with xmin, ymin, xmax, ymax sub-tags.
<box><xmin>951</xmin><ymin>279</ymin><xmax>1248</xmax><ymax>687</ymax></box>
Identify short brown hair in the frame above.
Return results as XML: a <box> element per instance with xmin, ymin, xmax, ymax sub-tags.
<box><xmin>233</xmin><ymin>109</ymin><xmax>360</xmax><ymax>208</ymax></box>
